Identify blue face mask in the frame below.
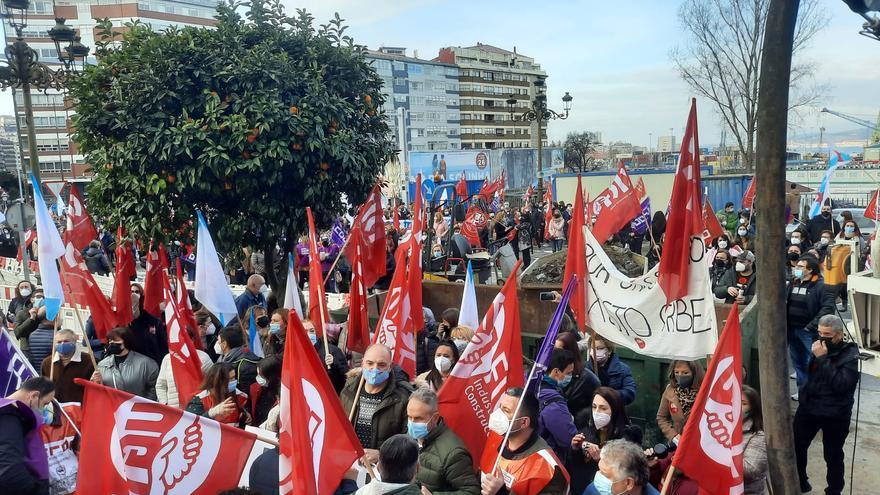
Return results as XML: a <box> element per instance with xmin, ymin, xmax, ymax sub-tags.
<box><xmin>407</xmin><ymin>419</ymin><xmax>431</xmax><ymax>440</ymax></box>
<box><xmin>845</xmin><ymin>226</ymin><xmax>855</xmax><ymax>235</ymax></box>
<box><xmin>33</xmin><ymin>297</ymin><xmax>44</xmax><ymax>309</ymax></box>
<box><xmin>592</xmin><ymin>471</ymin><xmax>624</xmax><ymax>495</ymax></box>
<box><xmin>308</xmin><ymin>333</ymin><xmax>317</xmax><ymax>345</ymax></box>
<box><xmin>559</xmin><ymin>374</ymin><xmax>573</xmax><ymax>388</ymax></box>
<box><xmin>227</xmin><ymin>379</ymin><xmax>238</xmax><ymax>392</ymax></box>
<box><xmin>41</xmin><ymin>405</ymin><xmax>53</xmax><ymax>425</ymax></box>
<box><xmin>793</xmin><ymin>268</ymin><xmax>805</xmax><ymax>280</ymax></box>
<box><xmin>269</xmin><ymin>323</ymin><xmax>281</xmax><ymax>335</ymax></box>
<box><xmin>363</xmin><ymin>367</ymin><xmax>390</xmax><ymax>386</ymax></box>
<box><xmin>55</xmin><ymin>342</ymin><xmax>76</xmax><ymax>356</ymax></box>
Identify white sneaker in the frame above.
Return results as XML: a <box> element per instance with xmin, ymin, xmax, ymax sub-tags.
<box><xmin>791</xmin><ymin>393</ymin><xmax>799</xmax><ymax>401</ymax></box>
<box><xmin>790</xmin><ymin>372</ymin><xmax>796</xmax><ymax>379</ymax></box>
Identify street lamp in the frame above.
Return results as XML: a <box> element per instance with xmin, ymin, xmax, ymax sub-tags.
<box><xmin>0</xmin><ymin>2</ymin><xmax>90</xmax><ymax>281</ymax></box>
<box><xmin>0</xmin><ymin>4</ymin><xmax>90</xmax><ymax>185</ymax></box>
<box><xmin>506</xmin><ymin>75</ymin><xmax>572</xmax><ymax>200</ymax></box>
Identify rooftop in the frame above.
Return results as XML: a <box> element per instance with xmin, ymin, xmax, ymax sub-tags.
<box><xmin>365</xmin><ymin>47</ymin><xmax>457</xmax><ymax>67</ymax></box>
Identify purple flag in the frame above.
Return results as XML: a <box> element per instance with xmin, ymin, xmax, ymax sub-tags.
<box><xmin>631</xmin><ymin>198</ymin><xmax>652</xmax><ymax>235</ymax></box>
<box><xmin>331</xmin><ymin>218</ymin><xmax>347</xmax><ymax>247</ymax></box>
<box><xmin>530</xmin><ymin>276</ymin><xmax>578</xmax><ymax>384</ymax></box>
<box><xmin>0</xmin><ymin>327</ymin><xmax>36</xmax><ymax>397</ymax></box>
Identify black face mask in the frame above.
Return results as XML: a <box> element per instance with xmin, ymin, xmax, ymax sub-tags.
<box><xmin>821</xmin><ymin>211</ymin><xmax>831</xmax><ymax>218</ymax></box>
<box><xmin>714</xmin><ymin>259</ymin><xmax>728</xmax><ymax>268</ymax></box>
<box><xmin>256</xmin><ymin>315</ymin><xmax>270</xmax><ymax>328</ymax></box>
<box><xmin>787</xmin><ymin>252</ymin><xmax>800</xmax><ymax>262</ymax></box>
<box><xmin>106</xmin><ymin>342</ymin><xmax>124</xmax><ymax>355</ymax></box>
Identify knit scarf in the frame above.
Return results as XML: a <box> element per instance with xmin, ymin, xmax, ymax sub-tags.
<box><xmin>674</xmin><ymin>386</ymin><xmax>698</xmax><ymax>416</ymax></box>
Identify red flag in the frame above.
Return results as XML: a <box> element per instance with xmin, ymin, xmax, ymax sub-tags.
<box><xmin>17</xmin><ymin>229</ymin><xmax>36</xmax><ymax>262</ymax></box>
<box><xmin>346</xmin><ymin>239</ymin><xmax>370</xmax><ymax>354</ymax></box>
<box><xmin>142</xmin><ymin>243</ymin><xmax>168</xmax><ymax>317</ymax></box>
<box><xmin>373</xmin><ymin>245</ymin><xmax>417</xmax><ymax>378</ymax></box>
<box><xmin>742</xmin><ymin>177</ymin><xmax>756</xmax><ymax>210</ymax></box>
<box><xmin>392</xmin><ymin>202</ymin><xmax>400</xmax><ymax>231</ymax></box>
<box><xmin>702</xmin><ymin>198</ymin><xmax>725</xmax><ymax>245</ymax></box>
<box><xmin>306</xmin><ymin>207</ymin><xmax>330</xmax><ymax>336</ymax></box>
<box><xmin>635</xmin><ymin>177</ymin><xmax>647</xmax><ymax>199</ymax></box>
<box><xmin>543</xmin><ymin>188</ymin><xmax>554</xmax><ymax>241</ymax></box>
<box><xmin>176</xmin><ymin>259</ymin><xmax>202</xmax><ymax>350</ymax></box>
<box><xmin>65</xmin><ymin>187</ymin><xmax>98</xmax><ymax>252</ymax></box>
<box><xmin>591</xmin><ymin>164</ymin><xmax>644</xmax><ymax>242</ymax></box>
<box><xmin>406</xmin><ymin>235</ymin><xmax>423</xmax><ymax>353</ymax></box>
<box><xmin>671</xmin><ymin>304</ymin><xmax>744</xmax><ymax>494</ymax></box>
<box><xmin>112</xmin><ymin>226</ymin><xmax>134</xmax><ymax>326</ymax></box>
<box><xmin>478</xmin><ymin>175</ymin><xmax>503</xmax><ymax>202</ymax></box>
<box><xmin>659</xmin><ymin>99</ymin><xmax>703</xmax><ymax>303</ymax></box>
<box><xmin>461</xmin><ymin>205</ymin><xmax>487</xmax><ymax>247</ymax></box>
<box><xmin>455</xmin><ymin>176</ymin><xmax>469</xmax><ymax>199</ymax></box>
<box><xmin>413</xmin><ymin>173</ymin><xmax>424</xmax><ymax>239</ymax></box>
<box><xmin>438</xmin><ymin>260</ymin><xmax>524</xmax><ymax>464</ymax></box>
<box><xmin>562</xmin><ymin>176</ymin><xmax>588</xmax><ymax>331</ymax></box>
<box><xmin>522</xmin><ymin>184</ymin><xmax>535</xmax><ymax>202</ymax></box>
<box><xmin>60</xmin><ymin>238</ymin><xmax>117</xmax><ymax>339</ymax></box>
<box><xmin>865</xmin><ymin>188</ymin><xmax>880</xmax><ymax>221</ymax></box>
<box><xmin>279</xmin><ymin>310</ymin><xmax>364</xmax><ymax>494</ymax></box>
<box><xmin>162</xmin><ymin>271</ymin><xmax>204</xmax><ymax>407</ymax></box>
<box><xmin>74</xmin><ymin>379</ymin><xmax>257</xmax><ymax>494</ymax></box>
<box><xmin>344</xmin><ymin>185</ymin><xmax>387</xmax><ymax>288</ymax></box>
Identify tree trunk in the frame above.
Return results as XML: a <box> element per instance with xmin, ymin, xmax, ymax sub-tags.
<box><xmin>263</xmin><ymin>240</ymin><xmax>280</xmax><ymax>294</ymax></box>
<box><xmin>754</xmin><ymin>0</ymin><xmax>802</xmax><ymax>493</ymax></box>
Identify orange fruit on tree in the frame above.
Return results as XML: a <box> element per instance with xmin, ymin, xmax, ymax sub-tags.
<box><xmin>291</xmin><ymin>142</ymin><xmax>302</xmax><ymax>151</ymax></box>
<box><xmin>224</xmin><ymin>182</ymin><xmax>233</xmax><ymax>190</ymax></box>
<box><xmin>290</xmin><ymin>106</ymin><xmax>299</xmax><ymax>114</ymax></box>
<box><xmin>167</xmin><ymin>175</ymin><xmax>176</xmax><ymax>184</ymax></box>
<box><xmin>320</xmin><ymin>162</ymin><xmax>330</xmax><ymax>170</ymax></box>
<box><xmin>363</xmin><ymin>94</ymin><xmax>372</xmax><ymax>105</ymax></box>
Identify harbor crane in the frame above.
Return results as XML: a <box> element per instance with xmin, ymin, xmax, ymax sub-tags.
<box><xmin>820</xmin><ymin>107</ymin><xmax>880</xmax><ymax>133</ymax></box>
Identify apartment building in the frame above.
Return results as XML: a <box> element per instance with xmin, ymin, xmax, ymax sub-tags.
<box><xmin>435</xmin><ymin>43</ymin><xmax>547</xmax><ymax>150</ymax></box>
<box><xmin>3</xmin><ymin>0</ymin><xmax>219</xmax><ymax>180</ymax></box>
<box><xmin>365</xmin><ymin>47</ymin><xmax>461</xmax><ymax>153</ymax></box>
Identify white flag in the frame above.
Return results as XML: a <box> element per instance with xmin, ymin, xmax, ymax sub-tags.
<box><xmin>30</xmin><ymin>175</ymin><xmax>65</xmax><ymax>321</ymax></box>
<box><xmin>194</xmin><ymin>211</ymin><xmax>237</xmax><ymax>325</ymax></box>
<box><xmin>459</xmin><ymin>260</ymin><xmax>479</xmax><ymax>330</ymax></box>
<box><xmin>283</xmin><ymin>253</ymin><xmax>303</xmax><ymax>317</ymax></box>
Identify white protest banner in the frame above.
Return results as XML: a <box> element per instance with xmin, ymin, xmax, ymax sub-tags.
<box><xmin>583</xmin><ymin>227</ymin><xmax>718</xmax><ymax>360</ymax></box>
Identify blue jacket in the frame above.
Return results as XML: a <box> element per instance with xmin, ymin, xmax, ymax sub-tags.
<box><xmin>234</xmin><ymin>289</ymin><xmax>266</xmax><ymax>319</ymax></box>
<box><xmin>589</xmin><ymin>354</ymin><xmax>637</xmax><ymax>405</ymax></box>
<box><xmin>537</xmin><ymin>379</ymin><xmax>577</xmax><ymax>463</ymax></box>
<box><xmin>584</xmin><ymin>481</ymin><xmax>660</xmax><ymax>495</ymax></box>
<box><xmin>28</xmin><ymin>324</ymin><xmax>55</xmax><ymax>370</ymax></box>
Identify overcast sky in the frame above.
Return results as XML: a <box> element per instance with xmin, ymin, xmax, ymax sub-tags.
<box><xmin>2</xmin><ymin>0</ymin><xmax>875</xmax><ymax>148</ymax></box>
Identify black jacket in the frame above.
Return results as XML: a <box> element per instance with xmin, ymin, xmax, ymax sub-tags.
<box><xmin>713</xmin><ymin>268</ymin><xmax>756</xmax><ymax>304</ymax></box>
<box><xmin>564</xmin><ymin>367</ymin><xmax>601</xmax><ymax>427</ymax></box>
<box><xmin>248</xmin><ymin>447</ymin><xmax>280</xmax><ymax>495</ymax></box>
<box><xmin>222</xmin><ymin>346</ymin><xmax>261</xmax><ymax>395</ymax></box>
<box><xmin>806</xmin><ymin>214</ymin><xmax>840</xmax><ymax>245</ymax></box>
<box><xmin>0</xmin><ymin>403</ymin><xmax>48</xmax><ymax>494</ymax></box>
<box><xmin>313</xmin><ymin>341</ymin><xmax>349</xmax><ymax>394</ymax></box>
<box><xmin>785</xmin><ymin>276</ymin><xmax>835</xmax><ymax>332</ymax></box>
<box><xmin>416</xmin><ymin>326</ymin><xmax>440</xmax><ymax>376</ymax></box>
<box><xmin>798</xmin><ymin>342</ymin><xmax>860</xmax><ymax>418</ymax></box>
<box><xmin>82</xmin><ymin>246</ymin><xmax>111</xmax><ymax>275</ymax></box>
<box><xmin>128</xmin><ymin>310</ymin><xmax>167</xmax><ymax>364</ymax></box>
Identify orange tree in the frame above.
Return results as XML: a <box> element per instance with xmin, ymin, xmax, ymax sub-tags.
<box><xmin>69</xmin><ymin>0</ymin><xmax>393</xmax><ymax>286</ymax></box>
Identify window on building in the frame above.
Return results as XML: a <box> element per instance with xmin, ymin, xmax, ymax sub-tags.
<box><xmin>393</xmin><ymin>77</ymin><xmax>407</xmax><ymax>87</ymax></box>
<box><xmin>19</xmin><ymin>116</ymin><xmax>65</xmax><ymax>128</ymax></box>
<box><xmin>39</xmin><ymin>161</ymin><xmax>71</xmax><ymax>173</ymax></box>
<box><xmin>407</xmin><ymin>64</ymin><xmax>423</xmax><ymax>74</ymax></box>
<box><xmin>412</xmin><ymin>128</ymin><xmax>425</xmax><ymax>138</ymax></box>
<box><xmin>394</xmin><ymin>95</ymin><xmax>407</xmax><ymax>103</ymax></box>
<box><xmin>410</xmin><ymin>81</ymin><xmax>423</xmax><ymax>91</ymax></box>
<box><xmin>393</xmin><ymin>62</ymin><xmax>406</xmax><ymax>71</ymax></box>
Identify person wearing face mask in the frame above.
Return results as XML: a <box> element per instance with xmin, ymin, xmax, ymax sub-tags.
<box><xmin>214</xmin><ymin>326</ymin><xmax>260</xmax><ymax>394</ymax></box>
<box><xmin>156</xmin><ymin>325</ymin><xmax>213</xmax><ymax>408</ymax></box>
<box><xmin>536</xmin><ymin>349</ymin><xmax>578</xmax><ymax>463</ymax></box>
<box><xmin>300</xmin><ymin>318</ymin><xmax>348</xmax><ymax>392</ymax></box>
<box><xmin>785</xmin><ymin>245</ymin><xmax>802</xmax><ymax>272</ymax></box>
<box><xmin>709</xmin><ymin>250</ymin><xmax>732</xmax><ymax>291</ymax></box>
<box><xmin>788</xmin><ymin>229</ymin><xmax>808</xmax><ymax>249</ymax></box>
<box><xmin>91</xmin><ymin>327</ymin><xmax>159</xmax><ymax>400</ymax></box>
<box><xmin>569</xmin><ymin>387</ymin><xmax>640</xmax><ymax>495</ymax></box>
<box><xmin>587</xmin><ymin>336</ymin><xmax>637</xmax><ymax>406</ymax></box>
<box><xmin>734</xmin><ymin>223</ymin><xmax>754</xmax><ymax>253</ymax></box>
<box><xmin>548</xmin><ymin>210</ymin><xmax>566</xmax><ymax>252</ymax></box>
<box><xmin>406</xmin><ymin>388</ymin><xmax>480</xmax><ymax>495</ymax></box>
<box><xmin>416</xmin><ymin>308</ymin><xmax>441</xmax><ymax>375</ymax></box>
<box><xmin>415</xmin><ymin>341</ymin><xmax>459</xmax><ymax>392</ymax></box>
<box><xmin>261</xmin><ymin>308</ymin><xmax>288</xmax><ymax>357</ymax></box>
<box><xmin>38</xmin><ymin>400</ymin><xmax>83</xmax><ymax>495</ymax></box>
<box><xmin>354</xmin><ymin>434</ymin><xmax>423</xmax><ymax>495</ymax></box>
<box><xmin>793</xmin><ymin>315</ymin><xmax>860</xmax><ymax>495</ymax></box>
<box><xmin>740</xmin><ymin>386</ymin><xmax>768</xmax><ymax>494</ymax></box>
<box><xmin>12</xmin><ymin>288</ymin><xmax>46</xmax><ymax>361</ymax></box>
<box><xmin>713</xmin><ymin>250</ymin><xmax>756</xmax><ymax>304</ymax></box>
<box><xmin>449</xmin><ymin>325</ymin><xmax>475</xmax><ymax>354</ymax></box>
<box><xmin>656</xmin><ymin>360</ymin><xmax>705</xmax><ymax>443</ymax></box>
<box><xmin>39</xmin><ymin>329</ymin><xmax>94</xmax><ymax>403</ymax></box>
<box><xmin>249</xmin><ymin>356</ymin><xmax>281</xmax><ymax>427</ymax></box>
<box><xmin>0</xmin><ymin>377</ymin><xmax>55</xmax><ymax>494</ymax></box>
<box><xmin>19</xmin><ymin>302</ymin><xmax>56</xmax><ymax>369</ymax></box>
<box><xmin>196</xmin><ymin>310</ymin><xmax>221</xmax><ymax>360</ymax></box>
<box><xmin>186</xmin><ymin>363</ymin><xmax>251</xmax><ymax>428</ymax></box>
<box><xmin>715</xmin><ymin>202</ymin><xmax>738</xmax><ymax>232</ymax></box>
<box><xmin>806</xmin><ymin>201</ymin><xmax>840</xmax><ymax>245</ymax></box>
<box><xmin>127</xmin><ymin>287</ymin><xmax>167</xmax><ymax>365</ymax></box>
<box><xmin>234</xmin><ymin>274</ymin><xmax>268</xmax><ymax>319</ymax></box>
<box><xmin>786</xmin><ymin>255</ymin><xmax>835</xmax><ymax>395</ymax></box>
<box><xmin>584</xmin><ymin>440</ymin><xmax>659</xmax><ymax>495</ymax></box>
<box><xmin>340</xmin><ymin>344</ymin><xmax>412</xmax><ymax>462</ymax></box>
<box><xmin>553</xmin><ymin>332</ymin><xmax>601</xmax><ymax>423</ymax></box>
<box><xmin>319</xmin><ymin>233</ymin><xmax>341</xmax><ymax>293</ymax></box>
<box><xmin>480</xmin><ymin>387</ymin><xmax>570</xmax><ymax>495</ymax></box>
<box><xmin>5</xmin><ymin>280</ymin><xmax>33</xmax><ymax>325</ymax></box>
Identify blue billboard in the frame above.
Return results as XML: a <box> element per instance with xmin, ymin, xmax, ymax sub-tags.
<box><xmin>409</xmin><ymin>150</ymin><xmax>492</xmax><ymax>181</ymax></box>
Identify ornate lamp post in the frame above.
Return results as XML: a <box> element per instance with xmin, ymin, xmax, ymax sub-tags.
<box><xmin>0</xmin><ymin>2</ymin><xmax>89</xmax><ymax>185</ymax></box>
<box><xmin>506</xmin><ymin>76</ymin><xmax>572</xmax><ymax>200</ymax></box>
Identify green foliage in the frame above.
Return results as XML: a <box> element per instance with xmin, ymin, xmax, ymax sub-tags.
<box><xmin>70</xmin><ymin>0</ymin><xmax>394</xmax><ymax>251</ymax></box>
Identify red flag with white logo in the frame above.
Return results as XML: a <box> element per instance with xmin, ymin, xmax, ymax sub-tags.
<box><xmin>412</xmin><ymin>173</ymin><xmax>424</xmax><ymax>239</ymax></box>
<box><xmin>142</xmin><ymin>243</ymin><xmax>168</xmax><ymax>318</ymax></box>
<box><xmin>65</xmin><ymin>187</ymin><xmax>98</xmax><ymax>252</ymax></box>
<box><xmin>162</xmin><ymin>271</ymin><xmax>203</xmax><ymax>407</ymax></box>
<box><xmin>456</xmin><ymin>176</ymin><xmax>469</xmax><ymax>199</ymax></box>
<box><xmin>659</xmin><ymin>99</ymin><xmax>704</xmax><ymax>303</ymax></box>
<box><xmin>591</xmin><ymin>164</ymin><xmax>644</xmax><ymax>242</ymax></box>
<box><xmin>671</xmin><ymin>304</ymin><xmax>744</xmax><ymax>495</ymax></box>
<box><xmin>702</xmin><ymin>198</ymin><xmax>725</xmax><ymax>245</ymax></box>
<box><xmin>461</xmin><ymin>205</ymin><xmax>487</xmax><ymax>247</ymax></box>
<box><xmin>438</xmin><ymin>259</ymin><xmax>524</xmax><ymax>464</ymax></box>
<box><xmin>406</xmin><ymin>235</ymin><xmax>423</xmax><ymax>354</ymax></box>
<box><xmin>74</xmin><ymin>378</ymin><xmax>257</xmax><ymax>494</ymax></box>
<box><xmin>372</xmin><ymin>245</ymin><xmax>416</xmax><ymax>379</ymax></box>
<box><xmin>60</xmin><ymin>237</ymin><xmax>117</xmax><ymax>339</ymax></box>
<box><xmin>112</xmin><ymin>226</ymin><xmax>135</xmax><ymax>326</ymax></box>
<box><xmin>865</xmin><ymin>188</ymin><xmax>879</xmax><ymax>221</ymax></box>
<box><xmin>562</xmin><ymin>176</ymin><xmax>588</xmax><ymax>331</ymax></box>
<box><xmin>344</xmin><ymin>185</ymin><xmax>387</xmax><ymax>288</ymax></box>
<box><xmin>17</xmin><ymin>229</ymin><xmax>36</xmax><ymax>262</ymax></box>
<box><xmin>306</xmin><ymin>207</ymin><xmax>330</xmax><ymax>336</ymax></box>
<box><xmin>346</xmin><ymin>239</ymin><xmax>370</xmax><ymax>354</ymax></box>
<box><xmin>742</xmin><ymin>177</ymin><xmax>756</xmax><ymax>210</ymax></box>
<box><xmin>635</xmin><ymin>177</ymin><xmax>647</xmax><ymax>200</ymax></box>
<box><xmin>175</xmin><ymin>259</ymin><xmax>202</xmax><ymax>349</ymax></box>
<box><xmin>279</xmin><ymin>311</ymin><xmax>364</xmax><ymax>495</ymax></box>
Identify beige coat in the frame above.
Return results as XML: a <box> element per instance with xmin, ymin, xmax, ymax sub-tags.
<box><xmin>743</xmin><ymin>426</ymin><xmax>768</xmax><ymax>494</ymax></box>
<box><xmin>656</xmin><ymin>384</ymin><xmax>689</xmax><ymax>441</ymax></box>
<box><xmin>156</xmin><ymin>349</ymin><xmax>215</xmax><ymax>408</ymax></box>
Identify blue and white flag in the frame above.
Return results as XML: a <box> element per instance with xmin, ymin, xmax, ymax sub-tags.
<box><xmin>631</xmin><ymin>198</ymin><xmax>652</xmax><ymax>235</ymax></box>
<box><xmin>809</xmin><ymin>151</ymin><xmax>851</xmax><ymax>218</ymax></box>
<box><xmin>194</xmin><ymin>211</ymin><xmax>238</xmax><ymax>325</ymax></box>
<box><xmin>459</xmin><ymin>261</ymin><xmax>479</xmax><ymax>330</ymax></box>
<box><xmin>283</xmin><ymin>252</ymin><xmax>304</xmax><ymax>317</ymax></box>
<box><xmin>31</xmin><ymin>175</ymin><xmax>66</xmax><ymax>321</ymax></box>
<box><xmin>0</xmin><ymin>328</ymin><xmax>36</xmax><ymax>396</ymax></box>
<box><xmin>248</xmin><ymin>310</ymin><xmax>264</xmax><ymax>358</ymax></box>
<box><xmin>331</xmin><ymin>218</ymin><xmax>347</xmax><ymax>248</ymax></box>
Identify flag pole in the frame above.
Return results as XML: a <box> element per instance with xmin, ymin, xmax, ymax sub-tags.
<box><xmin>491</xmin><ymin>356</ymin><xmax>540</xmax><ymax>473</ymax></box>
<box><xmin>347</xmin><ymin>375</ymin><xmax>365</xmax><ymax>422</ymax></box>
<box><xmin>658</xmin><ymin>466</ymin><xmax>676</xmax><ymax>495</ymax></box>
<box><xmin>318</xmin><ymin>293</ymin><xmax>332</xmax><ymax>370</ymax></box>
<box><xmin>322</xmin><ymin>233</ymin><xmax>354</xmax><ymax>285</ymax></box>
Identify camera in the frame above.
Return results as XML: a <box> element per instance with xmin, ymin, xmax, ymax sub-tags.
<box><xmin>648</xmin><ymin>441</ymin><xmax>677</xmax><ymax>459</ymax></box>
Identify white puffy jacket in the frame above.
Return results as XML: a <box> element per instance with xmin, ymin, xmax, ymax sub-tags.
<box><xmin>156</xmin><ymin>349</ymin><xmax>214</xmax><ymax>408</ymax></box>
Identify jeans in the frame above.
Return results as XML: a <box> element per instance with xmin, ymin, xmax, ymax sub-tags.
<box><xmin>794</xmin><ymin>409</ymin><xmax>850</xmax><ymax>495</ymax></box>
<box><xmin>551</xmin><ymin>239</ymin><xmax>563</xmax><ymax>252</ymax></box>
<box><xmin>788</xmin><ymin>327</ymin><xmax>816</xmax><ymax>389</ymax></box>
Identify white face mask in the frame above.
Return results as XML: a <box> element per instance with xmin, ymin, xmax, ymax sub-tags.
<box><xmin>790</xmin><ymin>237</ymin><xmax>801</xmax><ymax>245</ymax></box>
<box><xmin>205</xmin><ymin>323</ymin><xmax>216</xmax><ymax>336</ymax></box>
<box><xmin>593</xmin><ymin>411</ymin><xmax>612</xmax><ymax>430</ymax></box>
<box><xmin>19</xmin><ymin>288</ymin><xmax>31</xmax><ymax>297</ymax></box>
<box><xmin>717</xmin><ymin>240</ymin><xmax>728</xmax><ymax>249</ymax></box>
<box><xmin>737</xmin><ymin>228</ymin><xmax>748</xmax><ymax>236</ymax></box>
<box><xmin>453</xmin><ymin>339</ymin><xmax>468</xmax><ymax>352</ymax></box>
<box><xmin>213</xmin><ymin>341</ymin><xmax>223</xmax><ymax>355</ymax></box>
<box><xmin>820</xmin><ymin>238</ymin><xmax>830</xmax><ymax>245</ymax></box>
<box><xmin>594</xmin><ymin>348</ymin><xmax>609</xmax><ymax>363</ymax></box>
<box><xmin>434</xmin><ymin>356</ymin><xmax>452</xmax><ymax>373</ymax></box>
<box><xmin>735</xmin><ymin>261</ymin><xmax>746</xmax><ymax>272</ymax></box>
<box><xmin>488</xmin><ymin>408</ymin><xmax>515</xmax><ymax>435</ymax></box>
<box><xmin>256</xmin><ymin>375</ymin><xmax>268</xmax><ymax>387</ymax></box>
